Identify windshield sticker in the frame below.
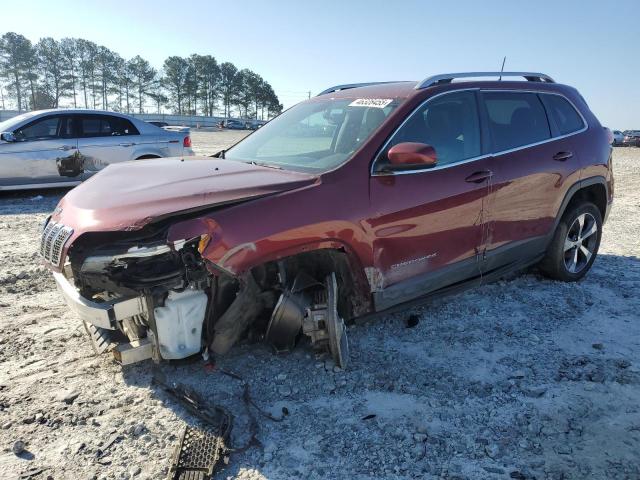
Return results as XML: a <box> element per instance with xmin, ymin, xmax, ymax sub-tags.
<box><xmin>348</xmin><ymin>98</ymin><xmax>393</xmax><ymax>108</ymax></box>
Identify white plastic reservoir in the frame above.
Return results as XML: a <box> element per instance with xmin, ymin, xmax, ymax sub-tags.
<box><xmin>154</xmin><ymin>289</ymin><xmax>208</xmax><ymax>360</ymax></box>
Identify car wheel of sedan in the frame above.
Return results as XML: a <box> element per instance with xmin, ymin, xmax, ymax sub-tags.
<box><xmin>540</xmin><ymin>202</ymin><xmax>602</xmax><ymax>281</ymax></box>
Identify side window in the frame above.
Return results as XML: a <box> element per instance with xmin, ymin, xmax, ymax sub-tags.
<box><xmin>383</xmin><ymin>90</ymin><xmax>481</xmax><ymax>167</ymax></box>
<box><xmin>79</xmin><ymin>115</ymin><xmax>139</xmax><ymax>137</ymax></box>
<box><xmin>540</xmin><ymin>94</ymin><xmax>585</xmax><ymax>136</ymax></box>
<box><xmin>14</xmin><ymin>116</ymin><xmax>73</xmax><ymax>141</ymax></box>
<box><xmin>483</xmin><ymin>92</ymin><xmax>551</xmax><ymax>152</ymax></box>
<box><xmin>111</xmin><ymin>117</ymin><xmax>140</xmax><ymax>136</ymax></box>
<box><xmin>79</xmin><ymin>115</ymin><xmax>112</xmax><ymax>137</ymax></box>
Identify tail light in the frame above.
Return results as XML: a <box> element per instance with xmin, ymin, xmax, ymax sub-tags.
<box><xmin>604</xmin><ymin>128</ymin><xmax>613</xmax><ymax>145</ymax></box>
<box><xmin>183</xmin><ymin>136</ymin><xmax>192</xmax><ymax>148</ymax></box>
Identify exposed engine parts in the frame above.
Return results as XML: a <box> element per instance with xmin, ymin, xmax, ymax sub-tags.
<box><xmin>266</xmin><ymin>273</ymin><xmax>349</xmax><ymax>368</ymax></box>
<box><xmin>61</xmin><ymin>228</ymin><xmax>353</xmax><ymax>368</ymax></box>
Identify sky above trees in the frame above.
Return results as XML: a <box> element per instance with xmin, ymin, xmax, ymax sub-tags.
<box><xmin>0</xmin><ymin>32</ymin><xmax>283</xmax><ymax>119</ymax></box>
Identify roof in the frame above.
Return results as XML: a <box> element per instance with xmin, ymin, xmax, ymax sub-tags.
<box><xmin>315</xmin><ymin>81</ymin><xmax>417</xmax><ymax>100</ymax></box>
<box><xmin>24</xmin><ymin>108</ymin><xmax>136</xmax><ymax>118</ymax></box>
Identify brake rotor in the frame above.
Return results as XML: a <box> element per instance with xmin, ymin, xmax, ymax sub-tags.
<box><xmin>325</xmin><ymin>273</ymin><xmax>349</xmax><ymax>369</ymax></box>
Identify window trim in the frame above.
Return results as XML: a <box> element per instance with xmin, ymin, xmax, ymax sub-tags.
<box><xmin>481</xmin><ymin>90</ymin><xmax>552</xmax><ymax>155</ymax></box>
<box><xmin>371</xmin><ymin>89</ymin><xmax>589</xmax><ymax>177</ymax></box>
<box><xmin>76</xmin><ymin>114</ymin><xmax>140</xmax><ymax>138</ymax></box>
<box><xmin>371</xmin><ymin>89</ymin><xmax>484</xmax><ymax>175</ymax></box>
<box><xmin>481</xmin><ymin>90</ymin><xmax>588</xmax><ymax>157</ymax></box>
<box><xmin>538</xmin><ymin>92</ymin><xmax>586</xmax><ymax>137</ymax></box>
<box><xmin>13</xmin><ymin>114</ymin><xmax>73</xmax><ymax>143</ymax></box>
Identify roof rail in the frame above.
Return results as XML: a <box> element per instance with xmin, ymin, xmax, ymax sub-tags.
<box><xmin>317</xmin><ymin>81</ymin><xmax>405</xmax><ymax>96</ymax></box>
<box><xmin>415</xmin><ymin>72</ymin><xmax>555</xmax><ymax>90</ymax></box>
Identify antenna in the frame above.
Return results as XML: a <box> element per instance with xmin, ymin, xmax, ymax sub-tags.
<box><xmin>499</xmin><ymin>56</ymin><xmax>506</xmax><ymax>81</ymax></box>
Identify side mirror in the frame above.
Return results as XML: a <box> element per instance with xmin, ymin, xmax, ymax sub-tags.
<box><xmin>1</xmin><ymin>132</ymin><xmax>16</xmax><ymax>143</ymax></box>
<box><xmin>385</xmin><ymin>142</ymin><xmax>437</xmax><ymax>171</ymax></box>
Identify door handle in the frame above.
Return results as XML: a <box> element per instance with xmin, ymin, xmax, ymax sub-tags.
<box><xmin>553</xmin><ymin>151</ymin><xmax>573</xmax><ymax>161</ymax></box>
<box><xmin>58</xmin><ymin>145</ymin><xmax>76</xmax><ymax>151</ymax></box>
<box><xmin>465</xmin><ymin>170</ymin><xmax>493</xmax><ymax>183</ymax></box>
<box><xmin>119</xmin><ymin>142</ymin><xmax>135</xmax><ymax>147</ymax></box>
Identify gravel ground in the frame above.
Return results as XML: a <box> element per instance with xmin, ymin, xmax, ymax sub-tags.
<box><xmin>0</xmin><ymin>135</ymin><xmax>638</xmax><ymax>480</ymax></box>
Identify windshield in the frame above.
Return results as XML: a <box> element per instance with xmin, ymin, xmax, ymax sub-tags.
<box><xmin>225</xmin><ymin>97</ymin><xmax>400</xmax><ymax>173</ymax></box>
<box><xmin>0</xmin><ymin>112</ymin><xmax>38</xmax><ymax>133</ymax></box>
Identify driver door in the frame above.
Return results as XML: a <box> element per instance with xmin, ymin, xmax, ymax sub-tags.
<box><xmin>367</xmin><ymin>90</ymin><xmax>492</xmax><ymax>310</ymax></box>
<box><xmin>0</xmin><ymin>114</ymin><xmax>78</xmax><ymax>188</ymax></box>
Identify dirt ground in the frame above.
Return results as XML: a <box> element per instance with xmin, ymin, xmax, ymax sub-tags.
<box><xmin>0</xmin><ymin>133</ymin><xmax>639</xmax><ymax>480</ymax></box>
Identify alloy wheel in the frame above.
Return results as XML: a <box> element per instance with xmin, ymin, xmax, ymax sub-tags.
<box><xmin>563</xmin><ymin>212</ymin><xmax>598</xmax><ymax>274</ymax></box>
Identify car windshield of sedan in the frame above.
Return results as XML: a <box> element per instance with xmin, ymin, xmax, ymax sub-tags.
<box><xmin>224</xmin><ymin>97</ymin><xmax>401</xmax><ymax>173</ymax></box>
<box><xmin>0</xmin><ymin>112</ymin><xmax>38</xmax><ymax>134</ymax></box>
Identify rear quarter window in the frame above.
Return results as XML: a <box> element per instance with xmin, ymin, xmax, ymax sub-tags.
<box><xmin>117</xmin><ymin>117</ymin><xmax>139</xmax><ymax>136</ymax></box>
<box><xmin>482</xmin><ymin>92</ymin><xmax>551</xmax><ymax>152</ymax></box>
<box><xmin>79</xmin><ymin>115</ymin><xmax>140</xmax><ymax>137</ymax></box>
<box><xmin>540</xmin><ymin>94</ymin><xmax>585</xmax><ymax>136</ymax></box>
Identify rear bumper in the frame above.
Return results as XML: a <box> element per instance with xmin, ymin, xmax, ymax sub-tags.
<box><xmin>53</xmin><ymin>271</ymin><xmax>148</xmax><ymax>330</ymax></box>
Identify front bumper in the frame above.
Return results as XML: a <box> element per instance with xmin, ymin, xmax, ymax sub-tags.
<box><xmin>53</xmin><ymin>271</ymin><xmax>148</xmax><ymax>330</ymax></box>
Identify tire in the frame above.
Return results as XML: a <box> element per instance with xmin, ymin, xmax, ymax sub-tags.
<box><xmin>539</xmin><ymin>202</ymin><xmax>602</xmax><ymax>281</ymax></box>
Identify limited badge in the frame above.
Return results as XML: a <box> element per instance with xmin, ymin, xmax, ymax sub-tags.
<box><xmin>348</xmin><ymin>98</ymin><xmax>393</xmax><ymax>108</ymax></box>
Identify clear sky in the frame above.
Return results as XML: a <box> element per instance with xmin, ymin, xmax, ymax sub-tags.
<box><xmin>2</xmin><ymin>0</ymin><xmax>638</xmax><ymax>128</ymax></box>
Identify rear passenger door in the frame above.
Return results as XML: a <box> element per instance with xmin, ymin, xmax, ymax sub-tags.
<box><xmin>76</xmin><ymin>114</ymin><xmax>140</xmax><ymax>176</ymax></box>
<box><xmin>480</xmin><ymin>91</ymin><xmax>583</xmax><ymax>272</ymax></box>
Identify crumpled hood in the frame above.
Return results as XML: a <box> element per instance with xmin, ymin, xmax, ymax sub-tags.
<box><xmin>53</xmin><ymin>156</ymin><xmax>318</xmax><ymax>232</ymax></box>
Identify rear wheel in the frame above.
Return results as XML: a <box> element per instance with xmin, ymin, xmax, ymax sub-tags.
<box><xmin>539</xmin><ymin>202</ymin><xmax>602</xmax><ymax>281</ymax></box>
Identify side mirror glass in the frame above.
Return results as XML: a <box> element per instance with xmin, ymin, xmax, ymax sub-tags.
<box><xmin>1</xmin><ymin>132</ymin><xmax>16</xmax><ymax>143</ymax></box>
<box><xmin>385</xmin><ymin>142</ymin><xmax>437</xmax><ymax>171</ymax></box>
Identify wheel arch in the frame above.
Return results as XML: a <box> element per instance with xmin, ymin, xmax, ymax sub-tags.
<box><xmin>135</xmin><ymin>154</ymin><xmax>161</xmax><ymax>160</ymax></box>
<box><xmin>250</xmin><ymin>247</ymin><xmax>373</xmax><ymax>319</ymax></box>
<box><xmin>554</xmin><ymin>176</ymin><xmax>608</xmax><ymax>230</ymax></box>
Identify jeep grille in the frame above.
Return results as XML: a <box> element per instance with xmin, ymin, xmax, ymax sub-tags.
<box><xmin>40</xmin><ymin>221</ymin><xmax>73</xmax><ymax>266</ymax></box>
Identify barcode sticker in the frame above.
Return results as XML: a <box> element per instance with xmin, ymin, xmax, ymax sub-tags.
<box><xmin>348</xmin><ymin>98</ymin><xmax>393</xmax><ymax>108</ymax></box>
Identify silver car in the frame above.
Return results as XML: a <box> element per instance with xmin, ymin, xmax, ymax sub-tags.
<box><xmin>0</xmin><ymin>109</ymin><xmax>195</xmax><ymax>190</ymax></box>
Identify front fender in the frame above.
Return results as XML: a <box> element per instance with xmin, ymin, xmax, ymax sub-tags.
<box><xmin>168</xmin><ymin>216</ymin><xmax>370</xmax><ymax>276</ymax></box>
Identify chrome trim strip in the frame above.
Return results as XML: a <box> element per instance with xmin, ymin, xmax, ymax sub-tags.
<box><xmin>40</xmin><ymin>222</ymin><xmax>56</xmax><ymax>257</ymax></box>
<box><xmin>0</xmin><ymin>181</ymin><xmax>81</xmax><ymax>191</ymax></box>
<box><xmin>50</xmin><ymin>226</ymin><xmax>73</xmax><ymax>266</ymax></box>
<box><xmin>415</xmin><ymin>72</ymin><xmax>555</xmax><ymax>90</ymax></box>
<box><xmin>371</xmin><ymin>89</ymin><xmax>588</xmax><ymax>177</ymax></box>
<box><xmin>45</xmin><ymin>224</ymin><xmax>63</xmax><ymax>261</ymax></box>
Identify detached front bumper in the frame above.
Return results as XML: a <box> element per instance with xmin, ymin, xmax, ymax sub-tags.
<box><xmin>52</xmin><ymin>271</ymin><xmax>148</xmax><ymax>330</ymax></box>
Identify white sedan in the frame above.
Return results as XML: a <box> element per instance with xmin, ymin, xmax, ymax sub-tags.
<box><xmin>0</xmin><ymin>109</ymin><xmax>195</xmax><ymax>190</ymax></box>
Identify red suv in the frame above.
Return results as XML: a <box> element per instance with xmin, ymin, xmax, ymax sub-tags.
<box><xmin>42</xmin><ymin>72</ymin><xmax>613</xmax><ymax>368</ymax></box>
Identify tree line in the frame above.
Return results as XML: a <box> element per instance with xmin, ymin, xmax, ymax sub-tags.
<box><xmin>0</xmin><ymin>32</ymin><xmax>283</xmax><ymax>119</ymax></box>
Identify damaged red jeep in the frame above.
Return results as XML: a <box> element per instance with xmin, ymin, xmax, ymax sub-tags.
<box><xmin>41</xmin><ymin>72</ymin><xmax>613</xmax><ymax>368</ymax></box>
